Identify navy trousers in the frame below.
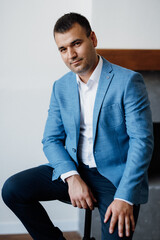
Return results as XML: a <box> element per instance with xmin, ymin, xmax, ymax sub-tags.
<box><xmin>2</xmin><ymin>165</ymin><xmax>140</xmax><ymax>240</ymax></box>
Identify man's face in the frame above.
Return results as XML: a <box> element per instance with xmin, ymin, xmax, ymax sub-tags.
<box><xmin>54</xmin><ymin>23</ymin><xmax>98</xmax><ymax>80</ymax></box>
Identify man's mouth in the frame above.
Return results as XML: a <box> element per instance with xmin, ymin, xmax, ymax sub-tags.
<box><xmin>70</xmin><ymin>58</ymin><xmax>83</xmax><ymax>65</ymax></box>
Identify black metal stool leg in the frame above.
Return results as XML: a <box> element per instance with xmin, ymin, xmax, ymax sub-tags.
<box><xmin>83</xmin><ymin>208</ymin><xmax>92</xmax><ymax>240</ymax></box>
<box><xmin>82</xmin><ymin>208</ymin><xmax>96</xmax><ymax>240</ymax></box>
<box><xmin>60</xmin><ymin>200</ymin><xmax>96</xmax><ymax>240</ymax></box>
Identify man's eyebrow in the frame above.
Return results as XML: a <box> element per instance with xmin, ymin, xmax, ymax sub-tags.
<box><xmin>58</xmin><ymin>39</ymin><xmax>82</xmax><ymax>51</ymax></box>
<box><xmin>71</xmin><ymin>39</ymin><xmax>82</xmax><ymax>45</ymax></box>
<box><xmin>58</xmin><ymin>46</ymin><xmax>65</xmax><ymax>51</ymax></box>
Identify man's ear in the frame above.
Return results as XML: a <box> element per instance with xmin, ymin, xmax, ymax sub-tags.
<box><xmin>90</xmin><ymin>31</ymin><xmax>98</xmax><ymax>48</ymax></box>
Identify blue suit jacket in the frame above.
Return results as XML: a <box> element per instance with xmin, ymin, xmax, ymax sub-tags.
<box><xmin>42</xmin><ymin>57</ymin><xmax>154</xmax><ymax>204</ymax></box>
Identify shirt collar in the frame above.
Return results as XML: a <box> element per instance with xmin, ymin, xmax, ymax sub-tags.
<box><xmin>76</xmin><ymin>56</ymin><xmax>103</xmax><ymax>86</ymax></box>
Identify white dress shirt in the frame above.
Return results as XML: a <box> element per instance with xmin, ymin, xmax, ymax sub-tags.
<box><xmin>77</xmin><ymin>56</ymin><xmax>103</xmax><ymax>167</ymax></box>
<box><xmin>61</xmin><ymin>57</ymin><xmax>132</xmax><ymax>205</ymax></box>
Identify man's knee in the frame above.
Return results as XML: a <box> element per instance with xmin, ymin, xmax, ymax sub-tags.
<box><xmin>1</xmin><ymin>175</ymin><xmax>21</xmax><ymax>206</ymax></box>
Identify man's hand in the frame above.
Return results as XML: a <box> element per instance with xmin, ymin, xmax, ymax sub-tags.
<box><xmin>104</xmin><ymin>199</ymin><xmax>135</xmax><ymax>238</ymax></box>
<box><xmin>66</xmin><ymin>175</ymin><xmax>97</xmax><ymax>210</ymax></box>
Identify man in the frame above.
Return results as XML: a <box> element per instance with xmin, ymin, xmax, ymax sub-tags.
<box><xmin>2</xmin><ymin>13</ymin><xmax>153</xmax><ymax>240</ymax></box>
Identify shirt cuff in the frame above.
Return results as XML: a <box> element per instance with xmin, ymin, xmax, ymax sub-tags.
<box><xmin>114</xmin><ymin>198</ymin><xmax>133</xmax><ymax>206</ymax></box>
<box><xmin>61</xmin><ymin>170</ymin><xmax>79</xmax><ymax>182</ymax></box>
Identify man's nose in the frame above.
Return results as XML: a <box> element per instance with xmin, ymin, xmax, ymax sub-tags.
<box><xmin>67</xmin><ymin>47</ymin><xmax>77</xmax><ymax>59</ymax></box>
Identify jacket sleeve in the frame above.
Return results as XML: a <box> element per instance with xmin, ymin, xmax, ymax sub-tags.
<box><xmin>42</xmin><ymin>81</ymin><xmax>77</xmax><ymax>180</ymax></box>
<box><xmin>114</xmin><ymin>72</ymin><xmax>154</xmax><ymax>203</ymax></box>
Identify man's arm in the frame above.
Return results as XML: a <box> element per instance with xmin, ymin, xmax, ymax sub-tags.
<box><xmin>42</xmin><ymin>81</ymin><xmax>78</xmax><ymax>179</ymax></box>
<box><xmin>114</xmin><ymin>72</ymin><xmax>153</xmax><ymax>202</ymax></box>
<box><xmin>104</xmin><ymin>72</ymin><xmax>154</xmax><ymax>237</ymax></box>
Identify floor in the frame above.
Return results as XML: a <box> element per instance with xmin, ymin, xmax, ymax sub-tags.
<box><xmin>0</xmin><ymin>232</ymin><xmax>81</xmax><ymax>240</ymax></box>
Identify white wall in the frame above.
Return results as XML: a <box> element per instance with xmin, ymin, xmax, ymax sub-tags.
<box><xmin>0</xmin><ymin>0</ymin><xmax>92</xmax><ymax>234</ymax></box>
<box><xmin>92</xmin><ymin>0</ymin><xmax>160</xmax><ymax>49</ymax></box>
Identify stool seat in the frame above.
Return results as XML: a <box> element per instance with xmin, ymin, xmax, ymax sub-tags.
<box><xmin>60</xmin><ymin>199</ymin><xmax>97</xmax><ymax>240</ymax></box>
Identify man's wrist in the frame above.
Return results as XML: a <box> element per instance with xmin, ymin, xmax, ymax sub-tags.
<box><xmin>61</xmin><ymin>170</ymin><xmax>79</xmax><ymax>182</ymax></box>
<box><xmin>114</xmin><ymin>198</ymin><xmax>133</xmax><ymax>206</ymax></box>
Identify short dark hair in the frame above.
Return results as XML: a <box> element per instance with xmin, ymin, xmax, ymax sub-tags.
<box><xmin>54</xmin><ymin>12</ymin><xmax>92</xmax><ymax>37</ymax></box>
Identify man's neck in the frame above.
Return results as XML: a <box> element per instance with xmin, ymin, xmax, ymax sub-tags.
<box><xmin>78</xmin><ymin>55</ymin><xmax>99</xmax><ymax>84</ymax></box>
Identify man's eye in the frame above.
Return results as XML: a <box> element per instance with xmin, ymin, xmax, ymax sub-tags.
<box><xmin>74</xmin><ymin>42</ymin><xmax>81</xmax><ymax>46</ymax></box>
<box><xmin>60</xmin><ymin>48</ymin><xmax>66</xmax><ymax>53</ymax></box>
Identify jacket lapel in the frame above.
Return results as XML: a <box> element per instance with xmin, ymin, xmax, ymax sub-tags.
<box><xmin>93</xmin><ymin>59</ymin><xmax>114</xmax><ymax>144</ymax></box>
<box><xmin>67</xmin><ymin>73</ymin><xmax>80</xmax><ymax>146</ymax></box>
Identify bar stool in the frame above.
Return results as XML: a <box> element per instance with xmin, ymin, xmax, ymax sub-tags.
<box><xmin>61</xmin><ymin>200</ymin><xmax>97</xmax><ymax>240</ymax></box>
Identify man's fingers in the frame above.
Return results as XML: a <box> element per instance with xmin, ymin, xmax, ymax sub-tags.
<box><xmin>104</xmin><ymin>206</ymin><xmax>112</xmax><ymax>223</ymax></box>
<box><xmin>125</xmin><ymin>216</ymin><xmax>131</xmax><ymax>237</ymax></box>
<box><xmin>71</xmin><ymin>200</ymin><xmax>77</xmax><ymax>207</ymax></box>
<box><xmin>109</xmin><ymin>213</ymin><xmax>118</xmax><ymax>234</ymax></box>
<box><xmin>71</xmin><ymin>196</ymin><xmax>93</xmax><ymax>209</ymax></box>
<box><xmin>81</xmin><ymin>199</ymin><xmax>88</xmax><ymax>209</ymax></box>
<box><xmin>76</xmin><ymin>200</ymin><xmax>83</xmax><ymax>209</ymax></box>
<box><xmin>72</xmin><ymin>200</ymin><xmax>83</xmax><ymax>209</ymax></box>
<box><xmin>104</xmin><ymin>200</ymin><xmax>135</xmax><ymax>237</ymax></box>
<box><xmin>118</xmin><ymin>214</ymin><xmax>125</xmax><ymax>237</ymax></box>
<box><xmin>104</xmin><ymin>205</ymin><xmax>118</xmax><ymax>234</ymax></box>
<box><xmin>86</xmin><ymin>196</ymin><xmax>94</xmax><ymax>210</ymax></box>
<box><xmin>84</xmin><ymin>189</ymin><xmax>96</xmax><ymax>210</ymax></box>
<box><xmin>130</xmin><ymin>214</ymin><xmax>135</xmax><ymax>232</ymax></box>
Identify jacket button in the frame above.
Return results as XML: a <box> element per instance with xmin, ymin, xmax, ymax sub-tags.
<box><xmin>72</xmin><ymin>148</ymin><xmax>76</xmax><ymax>153</ymax></box>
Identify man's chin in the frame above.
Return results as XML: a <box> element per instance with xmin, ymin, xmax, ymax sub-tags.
<box><xmin>70</xmin><ymin>66</ymin><xmax>83</xmax><ymax>74</ymax></box>
<box><xmin>67</xmin><ymin>63</ymin><xmax>88</xmax><ymax>75</ymax></box>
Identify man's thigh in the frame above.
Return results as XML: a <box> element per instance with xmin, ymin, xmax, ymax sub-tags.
<box><xmin>3</xmin><ymin>165</ymin><xmax>70</xmax><ymax>203</ymax></box>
